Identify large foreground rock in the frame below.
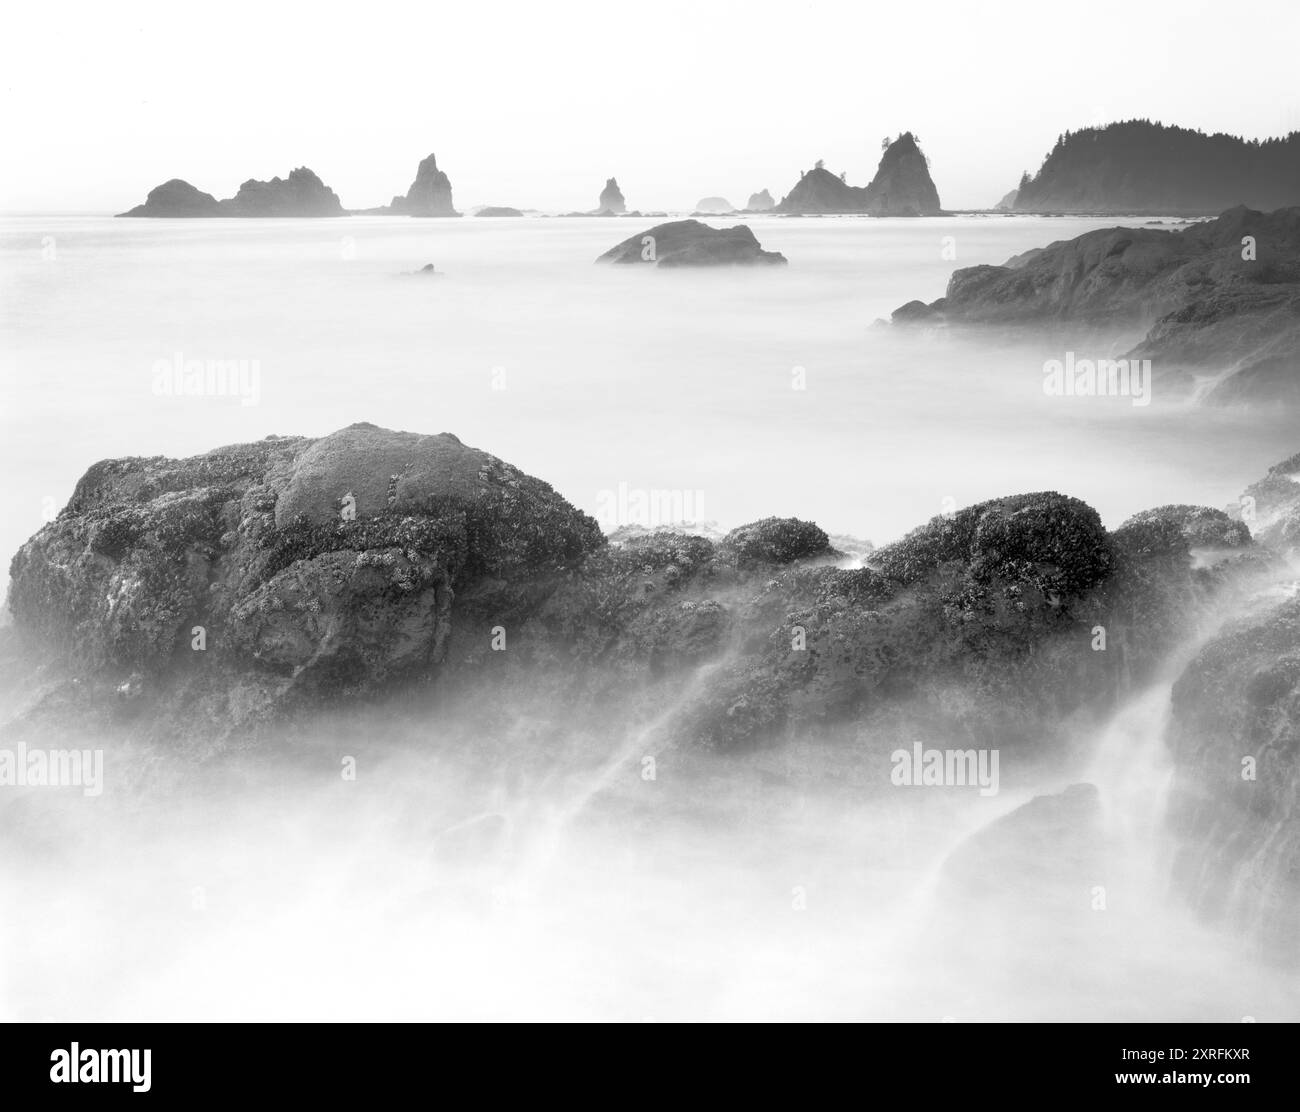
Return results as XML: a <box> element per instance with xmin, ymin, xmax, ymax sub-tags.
<box><xmin>5</xmin><ymin>424</ymin><xmax>601</xmax><ymax>738</ymax></box>
<box><xmin>596</xmin><ymin>219</ymin><xmax>787</xmax><ymax>267</ymax></box>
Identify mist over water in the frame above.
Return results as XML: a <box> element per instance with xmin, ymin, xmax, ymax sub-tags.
<box><xmin>3</xmin><ymin>214</ymin><xmax>1299</xmax><ymax>1021</ymax></box>
<box><xmin>3</xmin><ymin>214</ymin><xmax>1296</xmax><ymax>570</ymax></box>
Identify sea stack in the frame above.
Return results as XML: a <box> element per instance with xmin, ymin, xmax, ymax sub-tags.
<box><xmin>775</xmin><ymin>134</ymin><xmax>942</xmax><ymax>216</ymax></box>
<box><xmin>217</xmin><ymin>167</ymin><xmax>346</xmax><ymax>217</ymax></box>
<box><xmin>746</xmin><ymin>189</ymin><xmax>775</xmax><ymax>211</ymax></box>
<box><xmin>117</xmin><ymin>179</ymin><xmax>222</xmax><ymax>217</ymax></box>
<box><xmin>390</xmin><ymin>154</ymin><xmax>459</xmax><ymax>217</ymax></box>
<box><xmin>118</xmin><ymin>168</ymin><xmax>345</xmax><ymax>218</ymax></box>
<box><xmin>598</xmin><ymin>178</ymin><xmax>627</xmax><ymax>214</ymax></box>
<box><xmin>861</xmin><ymin>132</ymin><xmax>942</xmax><ymax>216</ymax></box>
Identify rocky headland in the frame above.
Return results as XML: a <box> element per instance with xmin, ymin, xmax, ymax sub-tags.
<box><xmin>1013</xmin><ymin>120</ymin><xmax>1300</xmax><ymax>215</ymax></box>
<box><xmin>892</xmin><ymin>205</ymin><xmax>1300</xmax><ymax>405</ymax></box>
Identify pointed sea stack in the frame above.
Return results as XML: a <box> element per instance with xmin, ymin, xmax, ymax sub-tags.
<box><xmin>862</xmin><ymin>132</ymin><xmax>941</xmax><ymax>216</ymax></box>
<box><xmin>389</xmin><ymin>154</ymin><xmax>459</xmax><ymax>217</ymax></box>
<box><xmin>598</xmin><ymin>178</ymin><xmax>627</xmax><ymax>214</ymax></box>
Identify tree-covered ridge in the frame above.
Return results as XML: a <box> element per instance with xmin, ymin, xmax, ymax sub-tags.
<box><xmin>1015</xmin><ymin>119</ymin><xmax>1300</xmax><ymax>214</ymax></box>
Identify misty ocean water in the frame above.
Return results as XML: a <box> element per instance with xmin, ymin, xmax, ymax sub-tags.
<box><xmin>3</xmin><ymin>214</ymin><xmax>1299</xmax><ymax>1021</ymax></box>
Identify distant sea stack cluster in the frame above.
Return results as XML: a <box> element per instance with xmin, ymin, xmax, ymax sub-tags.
<box><xmin>118</xmin><ymin>168</ymin><xmax>345</xmax><ymax>218</ymax></box>
<box><xmin>118</xmin><ymin>154</ymin><xmax>458</xmax><ymax>219</ymax></box>
<box><xmin>1010</xmin><ymin>120</ymin><xmax>1300</xmax><ymax>215</ymax></box>
<box><xmin>775</xmin><ymin>132</ymin><xmax>943</xmax><ymax>216</ymax></box>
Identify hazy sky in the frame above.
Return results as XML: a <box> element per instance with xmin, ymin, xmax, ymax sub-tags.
<box><xmin>4</xmin><ymin>0</ymin><xmax>1299</xmax><ymax>214</ymax></box>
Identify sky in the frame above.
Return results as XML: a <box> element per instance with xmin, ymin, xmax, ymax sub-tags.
<box><xmin>3</xmin><ymin>0</ymin><xmax>1299</xmax><ymax>214</ymax></box>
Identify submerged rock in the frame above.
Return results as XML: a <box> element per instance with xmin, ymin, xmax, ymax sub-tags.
<box><xmin>694</xmin><ymin>197</ymin><xmax>734</xmax><ymax>214</ymax></box>
<box><xmin>596</xmin><ymin>219</ymin><xmax>787</xmax><ymax>267</ymax></box>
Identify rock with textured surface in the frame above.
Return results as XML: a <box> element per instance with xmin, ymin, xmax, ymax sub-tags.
<box><xmin>746</xmin><ymin>189</ymin><xmax>775</xmax><ymax>211</ymax></box>
<box><xmin>4</xmin><ymin>424</ymin><xmax>602</xmax><ymax>741</ymax></box>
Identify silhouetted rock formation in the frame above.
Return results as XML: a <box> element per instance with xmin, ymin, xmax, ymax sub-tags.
<box><xmin>694</xmin><ymin>197</ymin><xmax>734</xmax><ymax>213</ymax></box>
<box><xmin>388</xmin><ymin>153</ymin><xmax>459</xmax><ymax>217</ymax></box>
<box><xmin>892</xmin><ymin>205</ymin><xmax>1300</xmax><ymax>405</ymax></box>
<box><xmin>776</xmin><ymin>134</ymin><xmax>941</xmax><ymax>215</ymax></box>
<box><xmin>861</xmin><ymin>132</ymin><xmax>942</xmax><ymax>216</ymax></box>
<box><xmin>598</xmin><ymin>178</ymin><xmax>626</xmax><ymax>214</ymax></box>
<box><xmin>1014</xmin><ymin>120</ymin><xmax>1300</xmax><ymax>214</ymax></box>
<box><xmin>217</xmin><ymin>167</ymin><xmax>345</xmax><ymax>217</ymax></box>
<box><xmin>746</xmin><ymin>189</ymin><xmax>775</xmax><ymax>211</ymax></box>
<box><xmin>994</xmin><ymin>188</ymin><xmax>1019</xmax><ymax>211</ymax></box>
<box><xmin>118</xmin><ymin>170</ymin><xmax>345</xmax><ymax>218</ymax></box>
<box><xmin>596</xmin><ymin>219</ymin><xmax>787</xmax><ymax>267</ymax></box>
<box><xmin>117</xmin><ymin>179</ymin><xmax>221</xmax><ymax>218</ymax></box>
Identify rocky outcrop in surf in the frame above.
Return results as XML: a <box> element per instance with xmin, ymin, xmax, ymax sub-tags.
<box><xmin>775</xmin><ymin>134</ymin><xmax>942</xmax><ymax>216</ymax></box>
<box><xmin>596</xmin><ymin>219</ymin><xmax>787</xmax><ymax>267</ymax></box>
<box><xmin>891</xmin><ymin>205</ymin><xmax>1300</xmax><ymax>405</ymax></box>
<box><xmin>4</xmin><ymin>424</ymin><xmax>601</xmax><ymax>744</ymax></box>
<box><xmin>746</xmin><ymin>189</ymin><xmax>775</xmax><ymax>212</ymax></box>
<box><xmin>3</xmin><ymin>429</ymin><xmax>1288</xmax><ymax>786</ymax></box>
